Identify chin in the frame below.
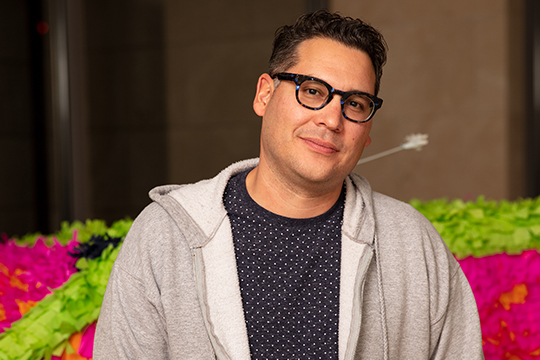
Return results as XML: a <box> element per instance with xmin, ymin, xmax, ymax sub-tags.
<box><xmin>295</xmin><ymin>164</ymin><xmax>347</xmax><ymax>187</ymax></box>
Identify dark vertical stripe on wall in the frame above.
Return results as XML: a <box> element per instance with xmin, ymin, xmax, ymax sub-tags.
<box><xmin>28</xmin><ymin>0</ymin><xmax>50</xmax><ymax>233</ymax></box>
<box><xmin>50</xmin><ymin>0</ymin><xmax>75</xmax><ymax>223</ymax></box>
<box><xmin>526</xmin><ymin>0</ymin><xmax>540</xmax><ymax>197</ymax></box>
<box><xmin>306</xmin><ymin>0</ymin><xmax>328</xmax><ymax>13</ymax></box>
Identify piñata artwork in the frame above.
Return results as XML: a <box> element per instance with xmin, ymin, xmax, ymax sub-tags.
<box><xmin>1</xmin><ymin>198</ymin><xmax>540</xmax><ymax>359</ymax></box>
<box><xmin>0</xmin><ymin>220</ymin><xmax>130</xmax><ymax>360</ymax></box>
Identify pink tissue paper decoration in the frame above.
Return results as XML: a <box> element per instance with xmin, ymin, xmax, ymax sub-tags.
<box><xmin>49</xmin><ymin>322</ymin><xmax>96</xmax><ymax>360</ymax></box>
<box><xmin>0</xmin><ymin>233</ymin><xmax>79</xmax><ymax>333</ymax></box>
<box><xmin>79</xmin><ymin>321</ymin><xmax>97</xmax><ymax>358</ymax></box>
<box><xmin>458</xmin><ymin>250</ymin><xmax>540</xmax><ymax>359</ymax></box>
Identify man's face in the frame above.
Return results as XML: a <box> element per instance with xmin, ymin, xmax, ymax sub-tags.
<box><xmin>253</xmin><ymin>37</ymin><xmax>376</xmax><ymax>192</ymax></box>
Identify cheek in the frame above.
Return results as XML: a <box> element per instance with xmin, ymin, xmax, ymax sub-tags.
<box><xmin>349</xmin><ymin>133</ymin><xmax>371</xmax><ymax>152</ymax></box>
<box><xmin>350</xmin><ymin>124</ymin><xmax>372</xmax><ymax>146</ymax></box>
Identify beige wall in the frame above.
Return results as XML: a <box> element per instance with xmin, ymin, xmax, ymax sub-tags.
<box><xmin>164</xmin><ymin>1</ymin><xmax>306</xmax><ymax>184</ymax></box>
<box><xmin>164</xmin><ymin>0</ymin><xmax>528</xmax><ymax>202</ymax></box>
<box><xmin>333</xmin><ymin>0</ymin><xmax>527</xmax><ymax>201</ymax></box>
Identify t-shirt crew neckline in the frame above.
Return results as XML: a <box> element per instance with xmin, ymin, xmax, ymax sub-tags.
<box><xmin>228</xmin><ymin>169</ymin><xmax>346</xmax><ymax>226</ymax></box>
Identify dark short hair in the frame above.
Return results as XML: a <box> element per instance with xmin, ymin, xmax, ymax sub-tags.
<box><xmin>269</xmin><ymin>10</ymin><xmax>388</xmax><ymax>95</ymax></box>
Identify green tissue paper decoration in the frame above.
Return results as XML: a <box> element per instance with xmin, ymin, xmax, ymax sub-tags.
<box><xmin>0</xmin><ymin>216</ymin><xmax>133</xmax><ymax>360</ymax></box>
<box><xmin>410</xmin><ymin>196</ymin><xmax>540</xmax><ymax>259</ymax></box>
<box><xmin>16</xmin><ymin>218</ymin><xmax>132</xmax><ymax>246</ymax></box>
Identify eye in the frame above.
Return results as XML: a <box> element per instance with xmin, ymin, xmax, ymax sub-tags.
<box><xmin>348</xmin><ymin>100</ymin><xmax>365</xmax><ymax>111</ymax></box>
<box><xmin>345</xmin><ymin>95</ymin><xmax>372</xmax><ymax>111</ymax></box>
<box><xmin>297</xmin><ymin>79</ymin><xmax>330</xmax><ymax>108</ymax></box>
<box><xmin>300</xmin><ymin>81</ymin><xmax>327</xmax><ymax>97</ymax></box>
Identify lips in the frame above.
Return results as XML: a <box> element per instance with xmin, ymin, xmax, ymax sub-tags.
<box><xmin>301</xmin><ymin>137</ymin><xmax>339</xmax><ymax>154</ymax></box>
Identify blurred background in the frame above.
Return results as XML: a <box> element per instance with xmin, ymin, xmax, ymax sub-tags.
<box><xmin>1</xmin><ymin>0</ymin><xmax>539</xmax><ymax>237</ymax></box>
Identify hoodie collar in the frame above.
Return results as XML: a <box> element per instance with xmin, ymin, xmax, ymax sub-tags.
<box><xmin>149</xmin><ymin>159</ymin><xmax>259</xmax><ymax>247</ymax></box>
<box><xmin>149</xmin><ymin>158</ymin><xmax>376</xmax><ymax>248</ymax></box>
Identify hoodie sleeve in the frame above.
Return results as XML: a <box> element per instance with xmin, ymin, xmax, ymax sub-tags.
<box><xmin>93</xmin><ymin>202</ymin><xmax>215</xmax><ymax>359</ymax></box>
<box><xmin>429</xmin><ymin>264</ymin><xmax>485</xmax><ymax>359</ymax></box>
<box><xmin>93</xmin><ymin>203</ymin><xmax>170</xmax><ymax>359</ymax></box>
<box><xmin>364</xmin><ymin>192</ymin><xmax>484</xmax><ymax>360</ymax></box>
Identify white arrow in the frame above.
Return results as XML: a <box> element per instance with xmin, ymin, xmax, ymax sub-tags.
<box><xmin>357</xmin><ymin>133</ymin><xmax>428</xmax><ymax>165</ymax></box>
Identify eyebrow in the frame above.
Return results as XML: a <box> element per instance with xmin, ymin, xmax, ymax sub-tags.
<box><xmin>306</xmin><ymin>74</ymin><xmax>373</xmax><ymax>94</ymax></box>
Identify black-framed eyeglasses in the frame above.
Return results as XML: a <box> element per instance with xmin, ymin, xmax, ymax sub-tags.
<box><xmin>272</xmin><ymin>72</ymin><xmax>383</xmax><ymax>123</ymax></box>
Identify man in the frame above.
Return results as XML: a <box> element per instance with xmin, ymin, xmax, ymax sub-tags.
<box><xmin>94</xmin><ymin>10</ymin><xmax>484</xmax><ymax>360</ymax></box>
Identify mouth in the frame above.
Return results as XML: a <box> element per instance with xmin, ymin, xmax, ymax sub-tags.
<box><xmin>301</xmin><ymin>137</ymin><xmax>339</xmax><ymax>154</ymax></box>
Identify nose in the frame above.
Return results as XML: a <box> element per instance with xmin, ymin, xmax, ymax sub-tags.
<box><xmin>316</xmin><ymin>95</ymin><xmax>344</xmax><ymax>132</ymax></box>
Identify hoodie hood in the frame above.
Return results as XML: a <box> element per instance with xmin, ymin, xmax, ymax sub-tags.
<box><xmin>149</xmin><ymin>159</ymin><xmax>259</xmax><ymax>248</ymax></box>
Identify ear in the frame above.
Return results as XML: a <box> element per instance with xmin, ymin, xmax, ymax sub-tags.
<box><xmin>253</xmin><ymin>73</ymin><xmax>275</xmax><ymax>117</ymax></box>
<box><xmin>365</xmin><ymin>135</ymin><xmax>372</xmax><ymax>147</ymax></box>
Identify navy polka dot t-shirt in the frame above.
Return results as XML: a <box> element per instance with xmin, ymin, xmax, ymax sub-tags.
<box><xmin>223</xmin><ymin>170</ymin><xmax>344</xmax><ymax>360</ymax></box>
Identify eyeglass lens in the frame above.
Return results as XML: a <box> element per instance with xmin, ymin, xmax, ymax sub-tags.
<box><xmin>297</xmin><ymin>79</ymin><xmax>375</xmax><ymax>122</ymax></box>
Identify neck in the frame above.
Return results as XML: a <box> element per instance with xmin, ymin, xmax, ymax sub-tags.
<box><xmin>245</xmin><ymin>165</ymin><xmax>344</xmax><ymax>219</ymax></box>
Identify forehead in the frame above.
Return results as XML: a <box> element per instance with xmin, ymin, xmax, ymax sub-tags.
<box><xmin>290</xmin><ymin>37</ymin><xmax>376</xmax><ymax>94</ymax></box>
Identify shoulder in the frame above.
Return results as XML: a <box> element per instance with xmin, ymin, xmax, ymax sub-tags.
<box><xmin>371</xmin><ymin>191</ymin><xmax>437</xmax><ymax>236</ymax></box>
<box><xmin>372</xmin><ymin>191</ymin><xmax>423</xmax><ymax>218</ymax></box>
<box><xmin>115</xmin><ymin>202</ymin><xmax>192</xmax><ymax>282</ymax></box>
<box><xmin>116</xmin><ymin>159</ymin><xmax>259</xmax><ymax>276</ymax></box>
<box><xmin>371</xmin><ymin>191</ymin><xmax>458</xmax><ymax>273</ymax></box>
<box><xmin>147</xmin><ymin>159</ymin><xmax>258</xmax><ymax>242</ymax></box>
<box><xmin>125</xmin><ymin>201</ymin><xmax>182</xmax><ymax>247</ymax></box>
<box><xmin>370</xmin><ymin>193</ymin><xmax>463</xmax><ymax>317</ymax></box>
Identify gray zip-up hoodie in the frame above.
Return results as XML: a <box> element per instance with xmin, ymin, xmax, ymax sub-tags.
<box><xmin>94</xmin><ymin>159</ymin><xmax>484</xmax><ymax>359</ymax></box>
